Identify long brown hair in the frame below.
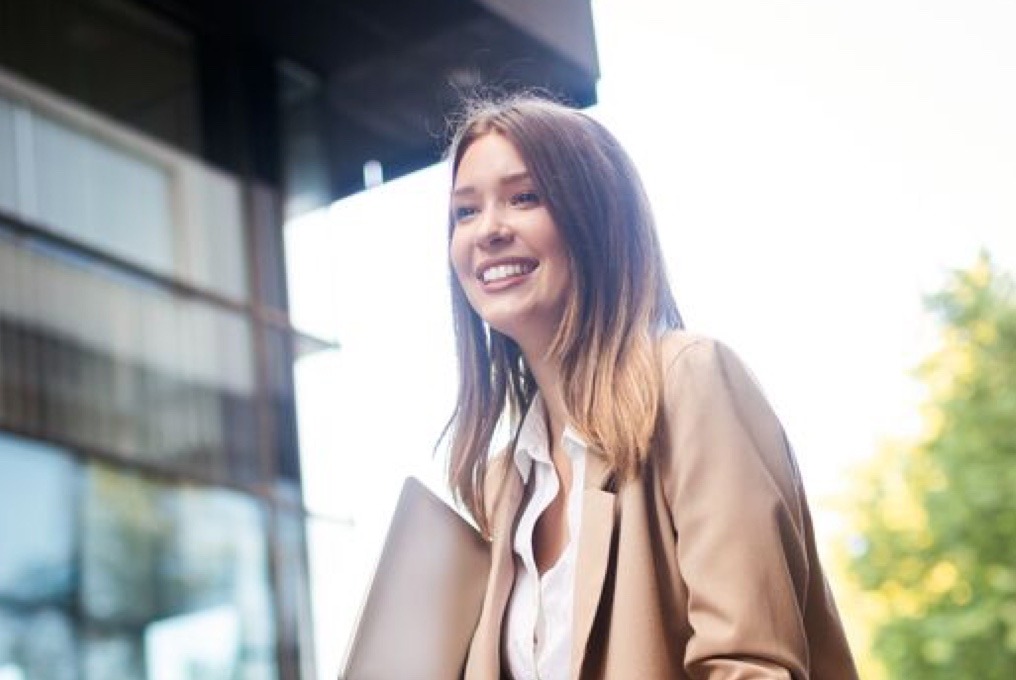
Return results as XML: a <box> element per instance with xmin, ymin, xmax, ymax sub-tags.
<box><xmin>443</xmin><ymin>95</ymin><xmax>683</xmax><ymax>533</ymax></box>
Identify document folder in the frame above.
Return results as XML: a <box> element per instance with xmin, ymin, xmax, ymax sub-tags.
<box><xmin>339</xmin><ymin>477</ymin><xmax>490</xmax><ymax>680</ymax></box>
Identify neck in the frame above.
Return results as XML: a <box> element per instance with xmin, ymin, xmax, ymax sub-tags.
<box><xmin>522</xmin><ymin>342</ymin><xmax>569</xmax><ymax>445</ymax></box>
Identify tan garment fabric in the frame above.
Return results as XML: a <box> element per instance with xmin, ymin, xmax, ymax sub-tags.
<box><xmin>464</xmin><ymin>332</ymin><xmax>859</xmax><ymax>680</ymax></box>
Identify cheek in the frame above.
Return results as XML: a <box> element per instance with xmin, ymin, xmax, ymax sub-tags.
<box><xmin>547</xmin><ymin>241</ymin><xmax>572</xmax><ymax>287</ymax></box>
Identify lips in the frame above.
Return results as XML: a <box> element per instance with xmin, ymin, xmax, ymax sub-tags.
<box><xmin>477</xmin><ymin>258</ymin><xmax>538</xmax><ymax>284</ymax></box>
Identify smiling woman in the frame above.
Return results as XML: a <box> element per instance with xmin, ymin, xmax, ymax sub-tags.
<box><xmin>440</xmin><ymin>95</ymin><xmax>860</xmax><ymax>680</ymax></box>
<box><xmin>450</xmin><ymin>133</ymin><xmax>573</xmax><ymax>357</ymax></box>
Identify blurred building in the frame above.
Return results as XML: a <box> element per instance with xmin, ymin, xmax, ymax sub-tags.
<box><xmin>0</xmin><ymin>0</ymin><xmax>597</xmax><ymax>678</ymax></box>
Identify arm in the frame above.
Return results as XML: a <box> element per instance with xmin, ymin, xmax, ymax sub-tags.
<box><xmin>658</xmin><ymin>337</ymin><xmax>811</xmax><ymax>679</ymax></box>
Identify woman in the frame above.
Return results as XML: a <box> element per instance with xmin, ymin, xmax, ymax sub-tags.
<box><xmin>444</xmin><ymin>96</ymin><xmax>858</xmax><ymax>680</ymax></box>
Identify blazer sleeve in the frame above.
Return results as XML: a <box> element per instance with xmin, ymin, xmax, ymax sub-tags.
<box><xmin>657</xmin><ymin>337</ymin><xmax>812</xmax><ymax>680</ymax></box>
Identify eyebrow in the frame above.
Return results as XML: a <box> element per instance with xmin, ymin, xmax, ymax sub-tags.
<box><xmin>452</xmin><ymin>171</ymin><xmax>532</xmax><ymax>197</ymax></box>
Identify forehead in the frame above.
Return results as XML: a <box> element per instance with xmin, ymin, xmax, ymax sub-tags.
<box><xmin>453</xmin><ymin>132</ymin><xmax>529</xmax><ymax>187</ymax></box>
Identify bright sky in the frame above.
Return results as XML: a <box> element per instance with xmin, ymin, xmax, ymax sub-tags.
<box><xmin>284</xmin><ymin>2</ymin><xmax>1016</xmax><ymax>677</ymax></box>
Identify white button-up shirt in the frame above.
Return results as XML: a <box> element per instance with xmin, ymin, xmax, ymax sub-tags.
<box><xmin>503</xmin><ymin>394</ymin><xmax>587</xmax><ymax>680</ymax></box>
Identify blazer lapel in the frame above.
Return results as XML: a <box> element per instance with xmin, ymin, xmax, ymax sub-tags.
<box><xmin>466</xmin><ymin>462</ymin><xmax>523</xmax><ymax>680</ymax></box>
<box><xmin>570</xmin><ymin>452</ymin><xmax>617</xmax><ymax>679</ymax></box>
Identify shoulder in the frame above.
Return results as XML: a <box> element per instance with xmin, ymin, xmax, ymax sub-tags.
<box><xmin>657</xmin><ymin>330</ymin><xmax>763</xmax><ymax>398</ymax></box>
<box><xmin>653</xmin><ymin>329</ymin><xmax>803</xmax><ymax>512</ymax></box>
<box><xmin>658</xmin><ymin>329</ymin><xmax>719</xmax><ymax>369</ymax></box>
<box><xmin>656</xmin><ymin>328</ymin><xmax>780</xmax><ymax>436</ymax></box>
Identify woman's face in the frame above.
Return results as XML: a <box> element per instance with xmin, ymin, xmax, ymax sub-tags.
<box><xmin>449</xmin><ymin>132</ymin><xmax>572</xmax><ymax>354</ymax></box>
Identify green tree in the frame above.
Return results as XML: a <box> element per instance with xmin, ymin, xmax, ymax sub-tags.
<box><xmin>849</xmin><ymin>253</ymin><xmax>1016</xmax><ymax>678</ymax></box>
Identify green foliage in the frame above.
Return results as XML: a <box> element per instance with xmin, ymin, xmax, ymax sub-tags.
<box><xmin>849</xmin><ymin>253</ymin><xmax>1016</xmax><ymax>678</ymax></box>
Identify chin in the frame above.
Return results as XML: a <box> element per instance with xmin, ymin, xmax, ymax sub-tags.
<box><xmin>473</xmin><ymin>312</ymin><xmax>521</xmax><ymax>342</ymax></box>
<box><xmin>485</xmin><ymin>313</ymin><xmax>561</xmax><ymax>354</ymax></box>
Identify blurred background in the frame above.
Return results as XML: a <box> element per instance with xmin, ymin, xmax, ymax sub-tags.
<box><xmin>0</xmin><ymin>1</ymin><xmax>1013</xmax><ymax>679</ymax></box>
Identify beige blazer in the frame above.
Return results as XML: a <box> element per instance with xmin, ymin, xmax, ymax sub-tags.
<box><xmin>463</xmin><ymin>332</ymin><xmax>859</xmax><ymax>680</ymax></box>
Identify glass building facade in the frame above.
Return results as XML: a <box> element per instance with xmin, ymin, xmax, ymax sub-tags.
<box><xmin>0</xmin><ymin>2</ymin><xmax>313</xmax><ymax>677</ymax></box>
<box><xmin>0</xmin><ymin>1</ymin><xmax>597</xmax><ymax>678</ymax></box>
<box><xmin>0</xmin><ymin>435</ymin><xmax>279</xmax><ymax>678</ymax></box>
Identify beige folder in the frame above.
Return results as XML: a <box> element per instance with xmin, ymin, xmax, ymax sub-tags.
<box><xmin>339</xmin><ymin>477</ymin><xmax>491</xmax><ymax>680</ymax></box>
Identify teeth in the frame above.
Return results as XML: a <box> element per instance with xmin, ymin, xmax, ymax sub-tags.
<box><xmin>481</xmin><ymin>263</ymin><xmax>531</xmax><ymax>283</ymax></box>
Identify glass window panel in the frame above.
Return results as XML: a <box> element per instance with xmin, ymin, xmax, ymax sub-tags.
<box><xmin>80</xmin><ymin>466</ymin><xmax>163</xmax><ymax>625</ymax></box>
<box><xmin>0</xmin><ymin>434</ymin><xmax>80</xmax><ymax>680</ymax></box>
<box><xmin>159</xmin><ymin>296</ymin><xmax>202</xmax><ymax>471</ymax></box>
<box><xmin>30</xmin><ymin>113</ymin><xmax>95</xmax><ymax>242</ymax></box>
<box><xmin>194</xmin><ymin>167</ymin><xmax>247</xmax><ymax>300</ymax></box>
<box><xmin>2</xmin><ymin>70</ymin><xmax>252</xmax><ymax>302</ymax></box>
<box><xmin>144</xmin><ymin>605</ymin><xmax>240</xmax><ymax>680</ymax></box>
<box><xmin>0</xmin><ymin>607</ymin><xmax>79</xmax><ymax>680</ymax></box>
<box><xmin>0</xmin><ymin>239</ymin><xmax>32</xmax><ymax>432</ymax></box>
<box><xmin>82</xmin><ymin>629</ymin><xmax>144</xmax><ymax>680</ymax></box>
<box><xmin>176</xmin><ymin>162</ymin><xmax>249</xmax><ymax>300</ymax></box>
<box><xmin>88</xmin><ymin>134</ymin><xmax>174</xmax><ymax>274</ymax></box>
<box><xmin>0</xmin><ymin>94</ymin><xmax>16</xmax><ymax>213</ymax></box>
<box><xmin>31</xmin><ymin>111</ymin><xmax>174</xmax><ymax>276</ymax></box>
<box><xmin>161</xmin><ymin>487</ymin><xmax>276</xmax><ymax>680</ymax></box>
<box><xmin>30</xmin><ymin>242</ymin><xmax>84</xmax><ymax>444</ymax></box>
<box><xmin>104</xmin><ymin>280</ymin><xmax>144</xmax><ymax>455</ymax></box>
<box><xmin>136</xmin><ymin>285</ymin><xmax>181</xmax><ymax>460</ymax></box>
<box><xmin>0</xmin><ymin>233</ymin><xmax>260</xmax><ymax>484</ymax></box>
<box><xmin>214</xmin><ymin>309</ymin><xmax>259</xmax><ymax>484</ymax></box>
<box><xmin>80</xmin><ymin>463</ymin><xmax>278</xmax><ymax>680</ymax></box>
<box><xmin>3</xmin><ymin>57</ymin><xmax>253</xmax><ymax>301</ymax></box>
<box><xmin>0</xmin><ymin>433</ymin><xmax>77</xmax><ymax>604</ymax></box>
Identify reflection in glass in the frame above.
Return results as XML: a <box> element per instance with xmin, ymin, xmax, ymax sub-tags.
<box><xmin>0</xmin><ymin>434</ymin><xmax>77</xmax><ymax>604</ymax></box>
<box><xmin>0</xmin><ymin>234</ymin><xmax>261</xmax><ymax>485</ymax></box>
<box><xmin>83</xmin><ymin>629</ymin><xmax>144</xmax><ymax>680</ymax></box>
<box><xmin>30</xmin><ymin>110</ymin><xmax>174</xmax><ymax>275</ymax></box>
<box><xmin>0</xmin><ymin>434</ymin><xmax>80</xmax><ymax>679</ymax></box>
<box><xmin>0</xmin><ymin>71</ymin><xmax>249</xmax><ymax>300</ymax></box>
<box><xmin>145</xmin><ymin>605</ymin><xmax>239</xmax><ymax>680</ymax></box>
<box><xmin>80</xmin><ymin>466</ymin><xmax>162</xmax><ymax>625</ymax></box>
<box><xmin>0</xmin><ymin>437</ymin><xmax>281</xmax><ymax>680</ymax></box>
<box><xmin>0</xmin><ymin>606</ymin><xmax>79</xmax><ymax>680</ymax></box>
<box><xmin>0</xmin><ymin>664</ymin><xmax>24</xmax><ymax>680</ymax></box>
<box><xmin>0</xmin><ymin>94</ymin><xmax>15</xmax><ymax>213</ymax></box>
<box><xmin>81</xmin><ymin>463</ymin><xmax>278</xmax><ymax>680</ymax></box>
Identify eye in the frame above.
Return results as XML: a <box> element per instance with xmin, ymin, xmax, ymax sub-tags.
<box><xmin>509</xmin><ymin>190</ymin><xmax>540</xmax><ymax>207</ymax></box>
<box><xmin>452</xmin><ymin>204</ymin><xmax>478</xmax><ymax>223</ymax></box>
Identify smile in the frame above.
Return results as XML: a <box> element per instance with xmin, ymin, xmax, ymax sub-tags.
<box><xmin>479</xmin><ymin>260</ymin><xmax>537</xmax><ymax>283</ymax></box>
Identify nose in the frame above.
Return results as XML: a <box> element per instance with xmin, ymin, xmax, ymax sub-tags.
<box><xmin>475</xmin><ymin>206</ymin><xmax>513</xmax><ymax>249</ymax></box>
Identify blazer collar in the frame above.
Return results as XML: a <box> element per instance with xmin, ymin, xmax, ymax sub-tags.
<box><xmin>467</xmin><ymin>460</ymin><xmax>523</xmax><ymax>680</ymax></box>
<box><xmin>570</xmin><ymin>451</ymin><xmax>616</xmax><ymax>679</ymax></box>
<box><xmin>471</xmin><ymin>452</ymin><xmax>617</xmax><ymax>680</ymax></box>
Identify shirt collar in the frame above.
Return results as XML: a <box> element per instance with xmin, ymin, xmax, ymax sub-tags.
<box><xmin>512</xmin><ymin>392</ymin><xmax>587</xmax><ymax>483</ymax></box>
